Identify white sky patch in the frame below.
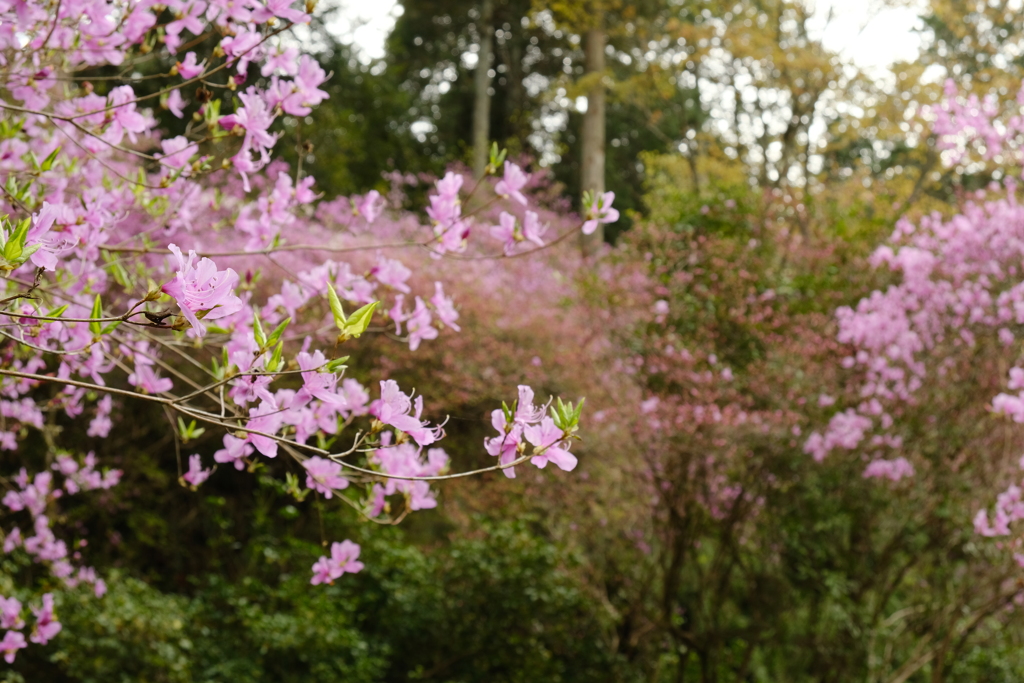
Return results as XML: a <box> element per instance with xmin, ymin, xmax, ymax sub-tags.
<box><xmin>330</xmin><ymin>0</ymin><xmax>924</xmax><ymax>72</ymax></box>
<box><xmin>805</xmin><ymin>0</ymin><xmax>926</xmax><ymax>75</ymax></box>
<box><xmin>319</xmin><ymin>0</ymin><xmax>402</xmax><ymax>62</ymax></box>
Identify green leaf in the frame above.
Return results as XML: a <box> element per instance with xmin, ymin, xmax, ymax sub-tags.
<box><xmin>342</xmin><ymin>300</ymin><xmax>378</xmax><ymax>339</ymax></box>
<box><xmin>266</xmin><ymin>317</ymin><xmax>290</xmax><ymax>348</ymax></box>
<box><xmin>326</xmin><ymin>282</ymin><xmax>347</xmax><ymax>328</ymax></box>
<box><xmin>89</xmin><ymin>294</ymin><xmax>103</xmax><ymax>336</ymax></box>
<box><xmin>252</xmin><ymin>309</ymin><xmax>267</xmax><ymax>348</ymax></box>
<box><xmin>19</xmin><ymin>243</ymin><xmax>40</xmax><ymax>261</ymax></box>
<box><xmin>3</xmin><ymin>217</ymin><xmax>31</xmax><ymax>263</ymax></box>
<box><xmin>40</xmin><ymin>146</ymin><xmax>61</xmax><ymax>172</ymax></box>
<box><xmin>325</xmin><ymin>356</ymin><xmax>350</xmax><ymax>373</ymax></box>
<box><xmin>46</xmin><ymin>304</ymin><xmax>69</xmax><ymax>318</ymax></box>
<box><xmin>267</xmin><ymin>341</ymin><xmax>284</xmax><ymax>373</ymax></box>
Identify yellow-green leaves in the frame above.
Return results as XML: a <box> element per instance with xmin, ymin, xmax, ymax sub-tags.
<box><xmin>551</xmin><ymin>397</ymin><xmax>585</xmax><ymax>437</ymax></box>
<box><xmin>251</xmin><ymin>309</ymin><xmax>290</xmax><ymax>372</ymax></box>
<box><xmin>326</xmin><ymin>283</ymin><xmax>378</xmax><ymax>343</ymax></box>
<box><xmin>0</xmin><ymin>216</ymin><xmax>38</xmax><ymax>270</ymax></box>
<box><xmin>89</xmin><ymin>295</ymin><xmax>120</xmax><ymax>337</ymax></box>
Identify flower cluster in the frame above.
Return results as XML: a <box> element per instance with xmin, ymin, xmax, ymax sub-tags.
<box><xmin>0</xmin><ymin>592</ymin><xmax>61</xmax><ymax>663</ymax></box>
<box><xmin>2</xmin><ymin>457</ymin><xmax>117</xmax><ymax>596</ymax></box>
<box><xmin>310</xmin><ymin>540</ymin><xmax>364</xmax><ymax>585</ymax></box>
<box><xmin>484</xmin><ymin>386</ymin><xmax>579</xmax><ymax>479</ymax></box>
<box><xmin>0</xmin><ymin>0</ymin><xmax>588</xmax><ymax>645</ymax></box>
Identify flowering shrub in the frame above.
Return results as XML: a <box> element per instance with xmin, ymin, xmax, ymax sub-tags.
<box><xmin>795</xmin><ymin>82</ymin><xmax>1024</xmax><ymax>572</ymax></box>
<box><xmin>0</xmin><ymin>0</ymin><xmax>602</xmax><ymax>661</ymax></box>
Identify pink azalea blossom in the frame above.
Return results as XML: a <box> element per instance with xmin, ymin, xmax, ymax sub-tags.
<box><xmin>165</xmin><ymin>1</ymin><xmax>207</xmax><ymax>53</ymax></box>
<box><xmin>430</xmin><ymin>282</ymin><xmax>460</xmax><ymax>331</ymax></box>
<box><xmin>176</xmin><ymin>52</ymin><xmax>206</xmax><ymax>79</ymax></box>
<box><xmin>494</xmin><ymin>161</ymin><xmax>529</xmax><ymax>205</ymax></box>
<box><xmin>214</xmin><ymin>434</ymin><xmax>253</xmax><ymax>471</ymax></box>
<box><xmin>524</xmin><ymin>417</ymin><xmax>578</xmax><ymax>472</ymax></box>
<box><xmin>127</xmin><ymin>363</ymin><xmax>173</xmax><ymax>395</ymax></box>
<box><xmin>29</xmin><ymin>594</ymin><xmax>60</xmax><ymax>645</ymax></box>
<box><xmin>490</xmin><ymin>212</ymin><xmax>517</xmax><ymax>254</ymax></box>
<box><xmin>252</xmin><ymin>0</ymin><xmax>309</xmax><ymax>24</ymax></box>
<box><xmin>3</xmin><ymin>528</ymin><xmax>22</xmax><ymax>554</ymax></box>
<box><xmin>310</xmin><ymin>540</ymin><xmax>363</xmax><ymax>585</ymax></box>
<box><xmin>260</xmin><ymin>45</ymin><xmax>299</xmax><ymax>77</ymax></box>
<box><xmin>405</xmin><ymin>297</ymin><xmax>438</xmax><ymax>351</ymax></box>
<box><xmin>0</xmin><ymin>597</ymin><xmax>23</xmax><ymax>631</ymax></box>
<box><xmin>182</xmin><ymin>454</ymin><xmax>212</xmax><ymax>487</ymax></box>
<box><xmin>484</xmin><ymin>409</ymin><xmax>523</xmax><ymax>479</ymax></box>
<box><xmin>355</xmin><ymin>190</ymin><xmax>384</xmax><ymax>223</ymax></box>
<box><xmin>303</xmin><ymin>457</ymin><xmax>348</xmax><ymax>498</ymax></box>
<box><xmin>582</xmin><ymin>191</ymin><xmax>619</xmax><ymax>235</ymax></box>
<box><xmin>371</xmin><ymin>381</ymin><xmax>440</xmax><ymax>447</ymax></box>
<box><xmin>521</xmin><ymin>211</ymin><xmax>546</xmax><ymax>247</ymax></box>
<box><xmin>166</xmin><ymin>88</ymin><xmax>187</xmax><ymax>118</ymax></box>
<box><xmin>161</xmin><ymin>244</ymin><xmax>243</xmax><ymax>337</ymax></box>
<box><xmin>0</xmin><ymin>630</ymin><xmax>25</xmax><ymax>664</ymax></box>
<box><xmin>245</xmin><ymin>400</ymin><xmax>284</xmax><ymax>457</ymax></box>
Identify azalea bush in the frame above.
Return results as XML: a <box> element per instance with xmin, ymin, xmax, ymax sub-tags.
<box><xmin>0</xmin><ymin>0</ymin><xmax>620</xmax><ymax>663</ymax></box>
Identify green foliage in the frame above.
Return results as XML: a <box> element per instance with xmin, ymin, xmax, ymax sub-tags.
<box><xmin>4</xmin><ymin>523</ymin><xmax>616</xmax><ymax>683</ymax></box>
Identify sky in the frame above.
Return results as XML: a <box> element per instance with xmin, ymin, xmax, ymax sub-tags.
<box><xmin>324</xmin><ymin>0</ymin><xmax>927</xmax><ymax>72</ymax></box>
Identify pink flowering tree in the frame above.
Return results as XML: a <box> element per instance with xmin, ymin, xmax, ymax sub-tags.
<box><xmin>0</xmin><ymin>0</ymin><xmax>603</xmax><ymax>661</ymax></box>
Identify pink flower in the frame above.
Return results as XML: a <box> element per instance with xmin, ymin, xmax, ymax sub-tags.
<box><xmin>294</xmin><ymin>350</ymin><xmax>341</xmax><ymax>405</ymax></box>
<box><xmin>161</xmin><ymin>244</ymin><xmax>243</xmax><ymax>337</ymax></box>
<box><xmin>87</xmin><ymin>396</ymin><xmax>113</xmax><ymax>438</ymax></box>
<box><xmin>494</xmin><ymin>161</ymin><xmax>529</xmax><ymax>205</ymax></box>
<box><xmin>220</xmin><ymin>28</ymin><xmax>263</xmax><ymax>73</ymax></box>
<box><xmin>182</xmin><ymin>454</ymin><xmax>212</xmax><ymax>487</ymax></box>
<box><xmin>3</xmin><ymin>528</ymin><xmax>22</xmax><ymax>554</ymax></box>
<box><xmin>524</xmin><ymin>417</ymin><xmax>578</xmax><ymax>472</ymax></box>
<box><xmin>371</xmin><ymin>381</ymin><xmax>440</xmax><ymax>447</ymax></box>
<box><xmin>27</xmin><ymin>202</ymin><xmax>79</xmax><ymax>271</ymax></box>
<box><xmin>0</xmin><ymin>630</ymin><xmax>25</xmax><ymax>664</ymax></box>
<box><xmin>355</xmin><ymin>190</ymin><xmax>384</xmax><ymax>223</ymax></box>
<box><xmin>490</xmin><ymin>211</ymin><xmax>517</xmax><ymax>254</ymax></box>
<box><xmin>105</xmin><ymin>86</ymin><xmax>149</xmax><ymax>144</ymax></box>
<box><xmin>372</xmin><ymin>255</ymin><xmax>412</xmax><ymax>292</ymax></box>
<box><xmin>513</xmin><ymin>385</ymin><xmax>544</xmax><ymax>424</ymax></box>
<box><xmin>127</xmin><ymin>364</ymin><xmax>173</xmax><ymax>394</ymax></box>
<box><xmin>30</xmin><ymin>594</ymin><xmax>60</xmax><ymax>645</ymax></box>
<box><xmin>522</xmin><ymin>211</ymin><xmax>546</xmax><ymax>247</ymax></box>
<box><xmin>261</xmin><ymin>45</ymin><xmax>300</xmax><ymax>77</ymax></box>
<box><xmin>214</xmin><ymin>434</ymin><xmax>253</xmax><ymax>470</ymax></box>
<box><xmin>484</xmin><ymin>409</ymin><xmax>523</xmax><ymax>479</ymax></box>
<box><xmin>219</xmin><ymin>88</ymin><xmax>279</xmax><ymax>189</ymax></box>
<box><xmin>253</xmin><ymin>0</ymin><xmax>309</xmax><ymax>24</ymax></box>
<box><xmin>406</xmin><ymin>297</ymin><xmax>438</xmax><ymax>351</ymax></box>
<box><xmin>245</xmin><ymin>400</ymin><xmax>284</xmax><ymax>457</ymax></box>
<box><xmin>862</xmin><ymin>457</ymin><xmax>915</xmax><ymax>482</ymax></box>
<box><xmin>430</xmin><ymin>282</ymin><xmax>460</xmax><ymax>331</ymax></box>
<box><xmin>165</xmin><ymin>1</ymin><xmax>207</xmax><ymax>53</ymax></box>
<box><xmin>310</xmin><ymin>540</ymin><xmax>363</xmax><ymax>585</ymax></box>
<box><xmin>0</xmin><ymin>597</ymin><xmax>23</xmax><ymax>630</ymax></box>
<box><xmin>582</xmin><ymin>191</ymin><xmax>619</xmax><ymax>235</ymax></box>
<box><xmin>157</xmin><ymin>136</ymin><xmax>195</xmax><ymax>171</ymax></box>
<box><xmin>166</xmin><ymin>88</ymin><xmax>187</xmax><ymax>118</ymax></box>
<box><xmin>176</xmin><ymin>52</ymin><xmax>206</xmax><ymax>79</ymax></box>
<box><xmin>303</xmin><ymin>457</ymin><xmax>348</xmax><ymax>498</ymax></box>
<box><xmin>276</xmin><ymin>55</ymin><xmax>328</xmax><ymax>116</ymax></box>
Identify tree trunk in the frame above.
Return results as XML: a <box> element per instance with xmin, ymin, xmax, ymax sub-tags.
<box><xmin>471</xmin><ymin>0</ymin><xmax>494</xmax><ymax>179</ymax></box>
<box><xmin>580</xmin><ymin>20</ymin><xmax>606</xmax><ymax>256</ymax></box>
